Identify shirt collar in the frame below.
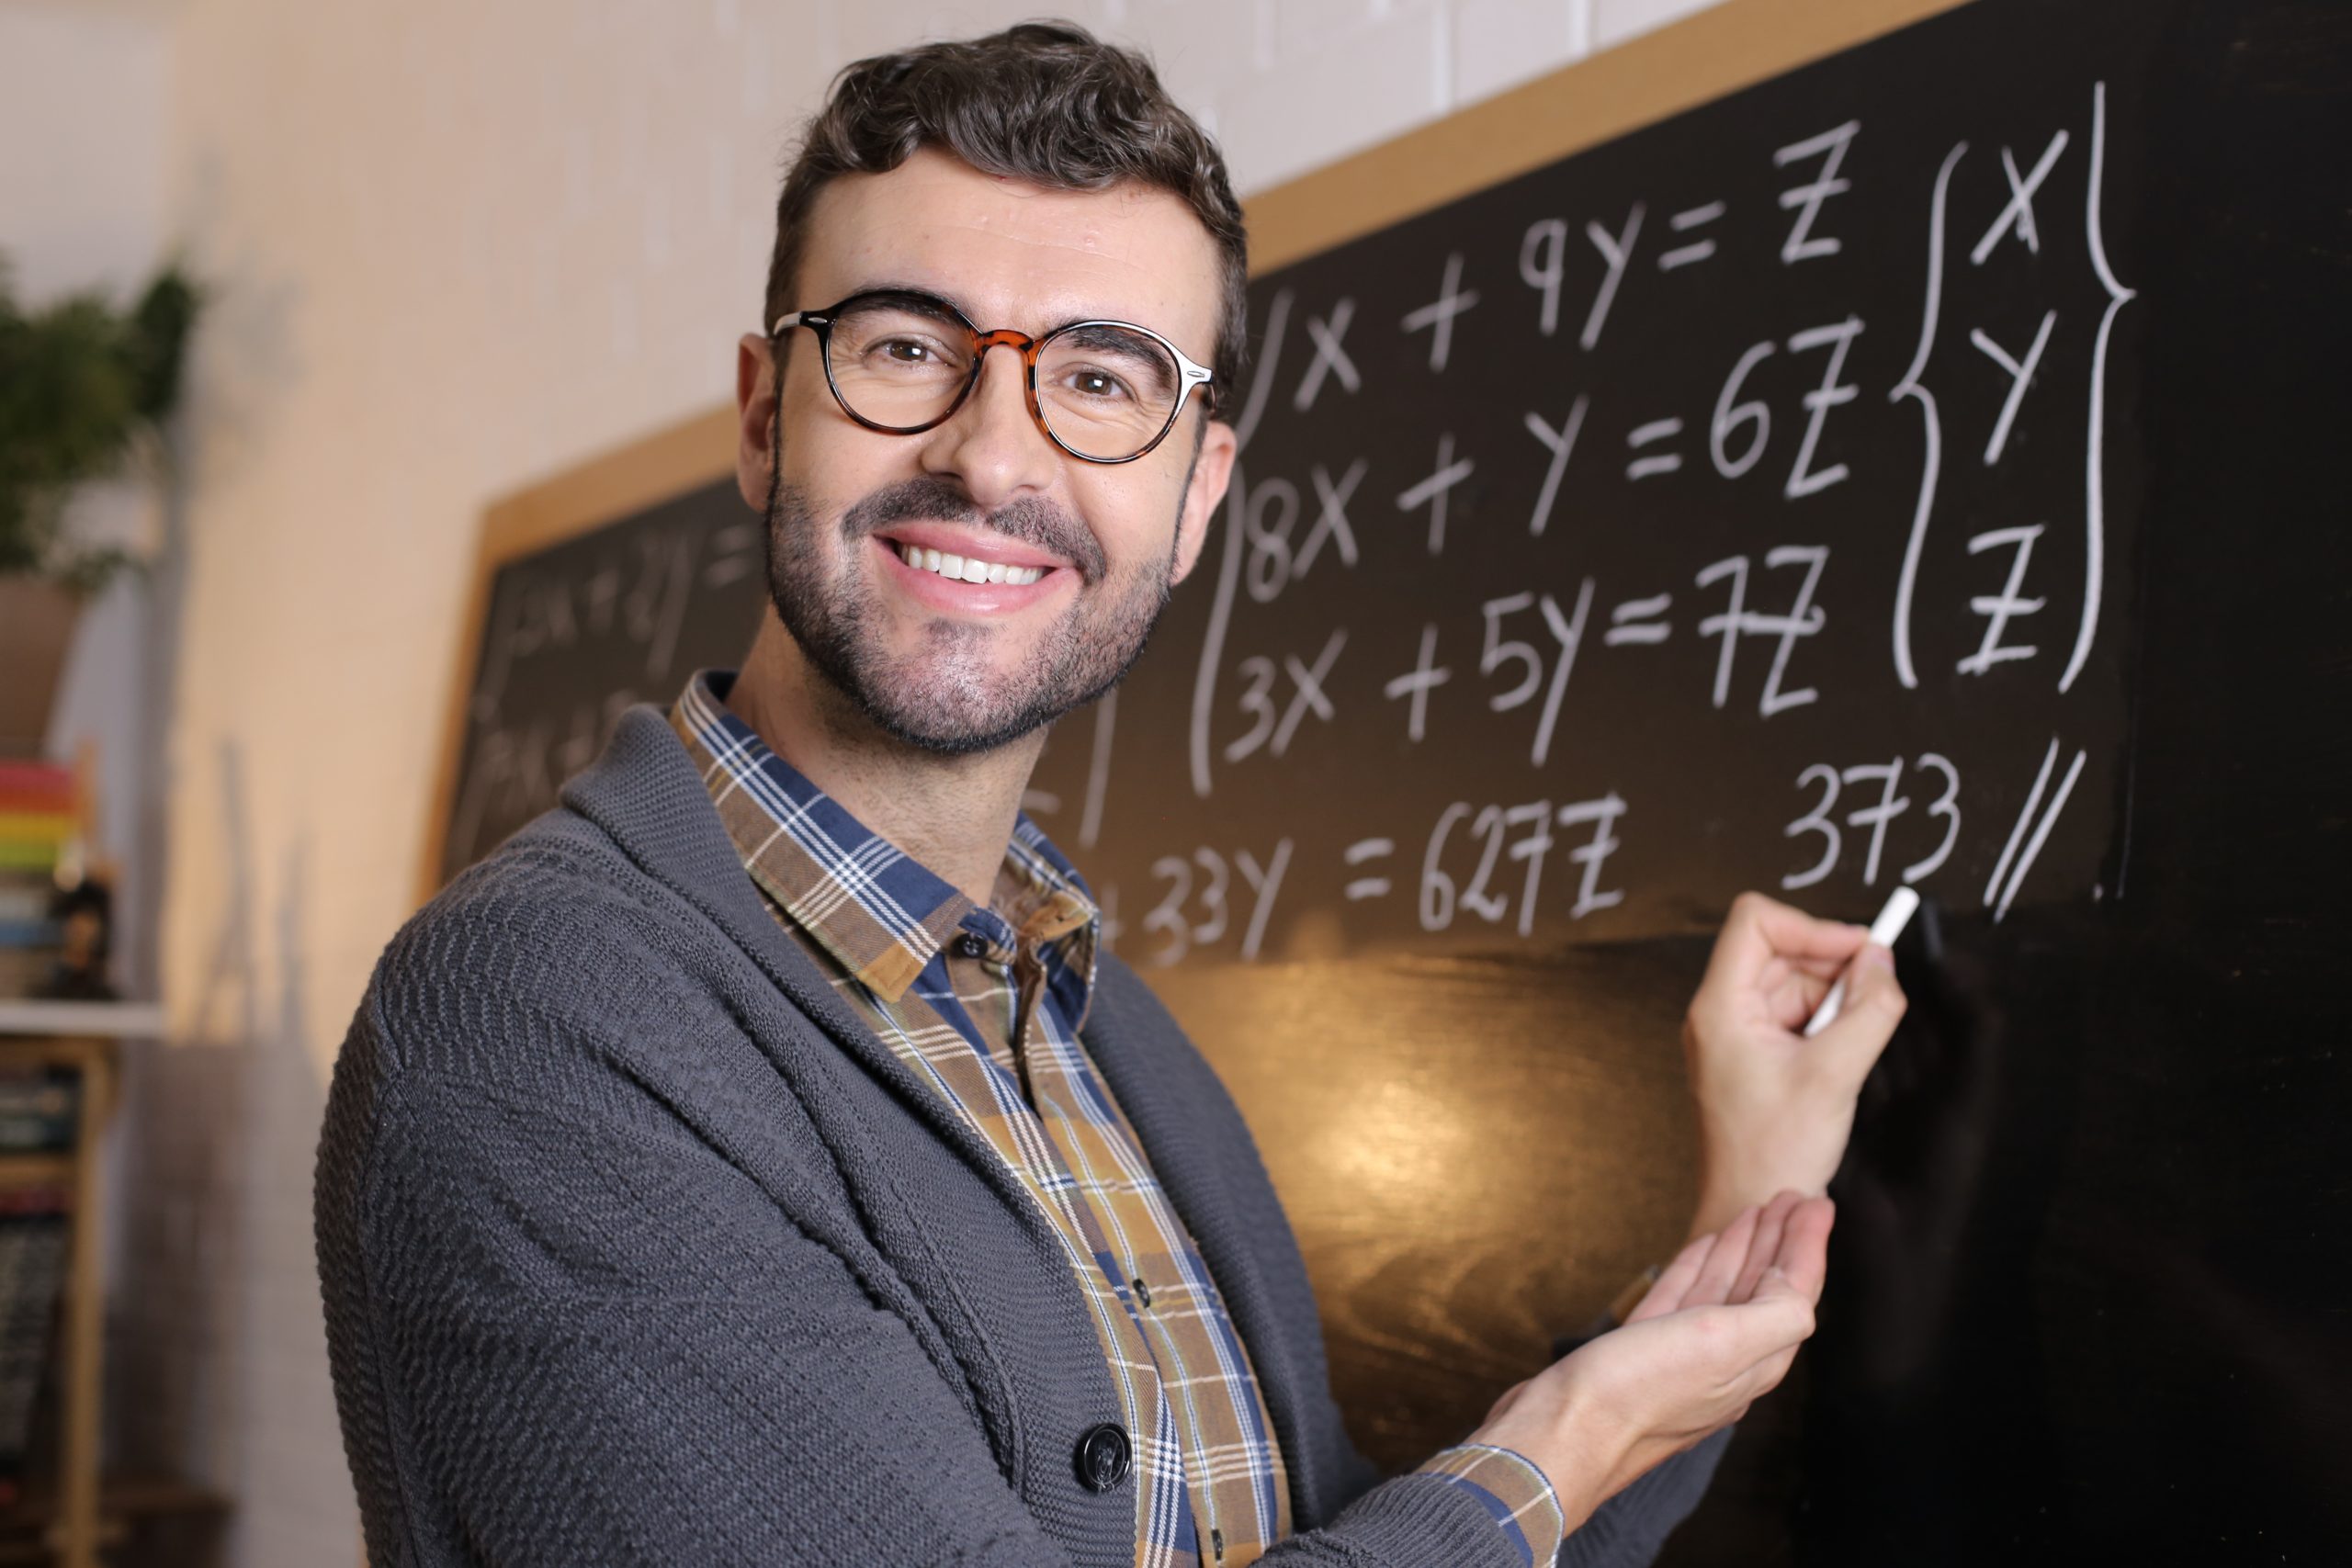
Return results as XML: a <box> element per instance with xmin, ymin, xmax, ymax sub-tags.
<box><xmin>1000</xmin><ymin>810</ymin><xmax>1102</xmax><ymax>1030</ymax></box>
<box><xmin>667</xmin><ymin>668</ymin><xmax>1099</xmax><ymax>1008</ymax></box>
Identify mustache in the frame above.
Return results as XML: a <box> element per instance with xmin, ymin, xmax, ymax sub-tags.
<box><xmin>839</xmin><ymin>476</ymin><xmax>1108</xmax><ymax>584</ymax></box>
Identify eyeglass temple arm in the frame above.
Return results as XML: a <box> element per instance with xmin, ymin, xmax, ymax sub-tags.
<box><xmin>1181</xmin><ymin>359</ymin><xmax>1216</xmax><ymax>412</ymax></box>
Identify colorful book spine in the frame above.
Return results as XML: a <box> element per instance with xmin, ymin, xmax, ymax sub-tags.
<box><xmin>0</xmin><ymin>762</ymin><xmax>74</xmax><ymax>816</ymax></box>
<box><xmin>0</xmin><ymin>761</ymin><xmax>78</xmax><ymax>1000</ymax></box>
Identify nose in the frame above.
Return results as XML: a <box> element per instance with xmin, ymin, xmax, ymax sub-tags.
<box><xmin>921</xmin><ymin>336</ymin><xmax>1059</xmax><ymax>510</ymax></box>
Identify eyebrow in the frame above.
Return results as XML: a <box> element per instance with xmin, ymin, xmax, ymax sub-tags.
<box><xmin>851</xmin><ymin>281</ymin><xmax>973</xmax><ymax>313</ymax></box>
<box><xmin>843</xmin><ymin>280</ymin><xmax>1157</xmax><ymax>337</ymax></box>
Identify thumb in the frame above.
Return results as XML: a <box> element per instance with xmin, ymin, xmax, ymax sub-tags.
<box><xmin>1815</xmin><ymin>943</ymin><xmax>1907</xmax><ymax>1080</ymax></box>
<box><xmin>1709</xmin><ymin>1288</ymin><xmax>1817</xmax><ymax>1366</ymax></box>
<box><xmin>1760</xmin><ymin>1196</ymin><xmax>1835</xmax><ymax>1304</ymax></box>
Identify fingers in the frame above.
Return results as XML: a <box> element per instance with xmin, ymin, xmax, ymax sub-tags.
<box><xmin>1761</xmin><ymin>1196</ymin><xmax>1837</xmax><ymax>1305</ymax></box>
<box><xmin>1731</xmin><ymin>1190</ymin><xmax>1802</xmax><ymax>1303</ymax></box>
<box><xmin>1812</xmin><ymin>942</ymin><xmax>1909</xmax><ymax>1080</ymax></box>
<box><xmin>1628</xmin><ymin>1229</ymin><xmax>1716</xmax><ymax>1324</ymax></box>
<box><xmin>1704</xmin><ymin>892</ymin><xmax>1867</xmax><ymax>994</ymax></box>
<box><xmin>1636</xmin><ymin>1191</ymin><xmax>1833</xmax><ymax>1328</ymax></box>
<box><xmin>1675</xmin><ymin>1292</ymin><xmax>1816</xmax><ymax>1377</ymax></box>
<box><xmin>1635</xmin><ymin>1200</ymin><xmax>1763</xmax><ymax>1322</ymax></box>
<box><xmin>1762</xmin><ymin>957</ymin><xmax>1845</xmax><ymax>1032</ymax></box>
<box><xmin>1686</xmin><ymin>1203</ymin><xmax>1762</xmax><ymax>1307</ymax></box>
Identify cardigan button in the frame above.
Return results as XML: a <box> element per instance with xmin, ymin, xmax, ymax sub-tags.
<box><xmin>1075</xmin><ymin>1422</ymin><xmax>1132</xmax><ymax>1491</ymax></box>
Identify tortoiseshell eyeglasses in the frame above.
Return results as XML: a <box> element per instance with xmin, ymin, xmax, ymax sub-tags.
<box><xmin>771</xmin><ymin>288</ymin><xmax>1216</xmax><ymax>465</ymax></box>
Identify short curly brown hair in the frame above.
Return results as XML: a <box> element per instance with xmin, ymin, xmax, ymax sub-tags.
<box><xmin>762</xmin><ymin>19</ymin><xmax>1248</xmax><ymax>406</ymax></box>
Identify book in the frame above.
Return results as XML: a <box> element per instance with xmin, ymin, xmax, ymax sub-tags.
<box><xmin>0</xmin><ymin>1187</ymin><xmax>68</xmax><ymax>1490</ymax></box>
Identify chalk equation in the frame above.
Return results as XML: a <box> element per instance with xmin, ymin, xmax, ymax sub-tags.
<box><xmin>1027</xmin><ymin>77</ymin><xmax>2140</xmax><ymax>964</ymax></box>
<box><xmin>439</xmin><ymin>500</ymin><xmax>763</xmax><ymax>883</ymax></box>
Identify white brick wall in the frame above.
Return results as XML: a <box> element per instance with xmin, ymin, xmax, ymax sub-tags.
<box><xmin>1594</xmin><ymin>0</ymin><xmax>1725</xmax><ymax>49</ymax></box>
<box><xmin>0</xmin><ymin>2</ymin><xmax>172</xmax><ymax>303</ymax></box>
<box><xmin>6</xmin><ymin>0</ymin><xmax>1736</xmax><ymax>1562</ymax></box>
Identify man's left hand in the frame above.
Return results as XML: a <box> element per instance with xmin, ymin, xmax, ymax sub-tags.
<box><xmin>1680</xmin><ymin>892</ymin><xmax>1908</xmax><ymax>1243</ymax></box>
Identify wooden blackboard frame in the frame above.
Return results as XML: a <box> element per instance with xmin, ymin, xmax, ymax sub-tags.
<box><xmin>415</xmin><ymin>0</ymin><xmax>1973</xmax><ymax>910</ymax></box>
<box><xmin>417</xmin><ymin>403</ymin><xmax>735</xmax><ymax>905</ymax></box>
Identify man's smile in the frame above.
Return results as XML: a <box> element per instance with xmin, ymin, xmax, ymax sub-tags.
<box><xmin>896</xmin><ymin>544</ymin><xmax>1047</xmax><ymax>586</ymax></box>
<box><xmin>868</xmin><ymin>528</ymin><xmax>1076</xmax><ymax>616</ymax></box>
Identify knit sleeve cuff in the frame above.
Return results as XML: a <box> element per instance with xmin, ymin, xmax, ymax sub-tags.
<box><xmin>1407</xmin><ymin>1441</ymin><xmax>1567</xmax><ymax>1568</ymax></box>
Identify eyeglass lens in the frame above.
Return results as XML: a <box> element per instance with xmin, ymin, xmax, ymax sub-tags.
<box><xmin>824</xmin><ymin>294</ymin><xmax>1183</xmax><ymax>460</ymax></box>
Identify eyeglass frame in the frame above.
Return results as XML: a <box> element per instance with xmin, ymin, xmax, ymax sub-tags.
<box><xmin>770</xmin><ymin>288</ymin><xmax>1217</xmax><ymax>466</ymax></box>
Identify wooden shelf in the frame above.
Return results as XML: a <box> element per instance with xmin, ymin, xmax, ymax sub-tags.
<box><xmin>0</xmin><ymin>1004</ymin><xmax>162</xmax><ymax>1042</ymax></box>
<box><xmin>0</xmin><ymin>737</ymin><xmax>154</xmax><ymax>1565</ymax></box>
<box><xmin>0</xmin><ymin>1155</ymin><xmax>71</xmax><ymax>1190</ymax></box>
<box><xmin>0</xmin><ymin>1474</ymin><xmax>231</xmax><ymax>1562</ymax></box>
<box><xmin>0</xmin><ymin>1038</ymin><xmax>118</xmax><ymax>1565</ymax></box>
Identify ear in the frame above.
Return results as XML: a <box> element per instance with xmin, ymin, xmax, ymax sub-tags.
<box><xmin>736</xmin><ymin>333</ymin><xmax>780</xmax><ymax>513</ymax></box>
<box><xmin>1170</xmin><ymin>416</ymin><xmax>1238</xmax><ymax>588</ymax></box>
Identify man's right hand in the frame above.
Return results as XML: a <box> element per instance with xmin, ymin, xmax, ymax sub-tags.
<box><xmin>1464</xmin><ymin>1191</ymin><xmax>1834</xmax><ymax>1534</ymax></box>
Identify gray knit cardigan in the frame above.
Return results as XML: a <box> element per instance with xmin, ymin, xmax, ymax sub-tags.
<box><xmin>313</xmin><ymin>704</ymin><xmax>1725</xmax><ymax>1565</ymax></box>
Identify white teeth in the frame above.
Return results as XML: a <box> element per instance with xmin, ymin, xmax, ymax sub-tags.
<box><xmin>893</xmin><ymin>542</ymin><xmax>1047</xmax><ymax>586</ymax></box>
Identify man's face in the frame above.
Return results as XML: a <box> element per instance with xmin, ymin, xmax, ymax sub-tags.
<box><xmin>736</xmin><ymin>146</ymin><xmax>1237</xmax><ymax>755</ymax></box>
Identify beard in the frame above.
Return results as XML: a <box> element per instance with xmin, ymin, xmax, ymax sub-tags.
<box><xmin>763</xmin><ymin>453</ymin><xmax>1187</xmax><ymax>757</ymax></box>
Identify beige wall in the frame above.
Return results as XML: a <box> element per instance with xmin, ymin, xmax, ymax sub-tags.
<box><xmin>12</xmin><ymin>0</ymin><xmax>1728</xmax><ymax>1560</ymax></box>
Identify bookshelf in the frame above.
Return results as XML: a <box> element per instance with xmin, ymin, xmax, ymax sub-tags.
<box><xmin>0</xmin><ymin>1021</ymin><xmax>113</xmax><ymax>1568</ymax></box>
<box><xmin>2</xmin><ymin>748</ymin><xmax>226</xmax><ymax>1559</ymax></box>
<box><xmin>0</xmin><ymin>1005</ymin><xmax>231</xmax><ymax>1566</ymax></box>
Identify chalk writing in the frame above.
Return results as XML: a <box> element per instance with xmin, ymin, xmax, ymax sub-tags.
<box><xmin>1027</xmin><ymin>65</ymin><xmax>2135</xmax><ymax>964</ymax></box>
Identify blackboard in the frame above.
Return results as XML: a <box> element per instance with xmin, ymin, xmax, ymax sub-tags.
<box><xmin>1025</xmin><ymin>1</ymin><xmax>2152</xmax><ymax>959</ymax></box>
<box><xmin>1029</xmin><ymin>0</ymin><xmax>2349</xmax><ymax>1556</ymax></box>
<box><xmin>424</xmin><ymin>411</ymin><xmax>756</xmax><ymax>894</ymax></box>
<box><xmin>425</xmin><ymin>0</ymin><xmax>2350</xmax><ymax>1557</ymax></box>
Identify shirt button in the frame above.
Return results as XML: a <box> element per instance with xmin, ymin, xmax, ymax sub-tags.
<box><xmin>1075</xmin><ymin>1422</ymin><xmax>1131</xmax><ymax>1491</ymax></box>
<box><xmin>954</xmin><ymin>932</ymin><xmax>988</xmax><ymax>958</ymax></box>
<box><xmin>1132</xmin><ymin>1277</ymin><xmax>1151</xmax><ymax>1307</ymax></box>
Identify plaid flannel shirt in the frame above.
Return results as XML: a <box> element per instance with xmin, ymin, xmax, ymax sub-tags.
<box><xmin>669</xmin><ymin>668</ymin><xmax>1566</xmax><ymax>1567</ymax></box>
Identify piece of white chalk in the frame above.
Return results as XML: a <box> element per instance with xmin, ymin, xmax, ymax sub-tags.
<box><xmin>1801</xmin><ymin>886</ymin><xmax>1920</xmax><ymax>1038</ymax></box>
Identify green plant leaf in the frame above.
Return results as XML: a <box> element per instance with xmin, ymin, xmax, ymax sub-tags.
<box><xmin>0</xmin><ymin>253</ymin><xmax>199</xmax><ymax>593</ymax></box>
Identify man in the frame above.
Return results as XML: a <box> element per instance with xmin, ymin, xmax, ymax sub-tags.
<box><xmin>315</xmin><ymin>23</ymin><xmax>1907</xmax><ymax>1567</ymax></box>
